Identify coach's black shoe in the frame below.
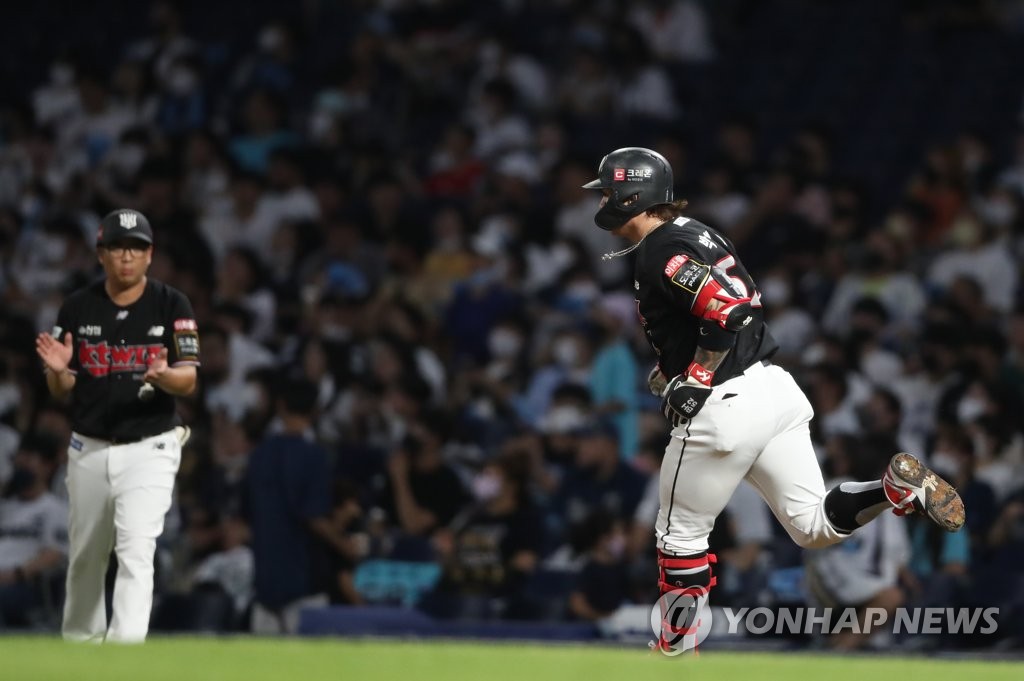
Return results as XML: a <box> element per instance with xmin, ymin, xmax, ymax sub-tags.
<box><xmin>882</xmin><ymin>452</ymin><xmax>965</xmax><ymax>532</ymax></box>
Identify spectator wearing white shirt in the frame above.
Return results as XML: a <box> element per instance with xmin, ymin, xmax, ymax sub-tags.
<box><xmin>0</xmin><ymin>434</ymin><xmax>68</xmax><ymax>628</ymax></box>
<box><xmin>470</xmin><ymin>78</ymin><xmax>532</xmax><ymax>161</ymax></box>
<box><xmin>805</xmin><ymin>481</ymin><xmax>911</xmax><ymax>651</ymax></box>
<box><xmin>926</xmin><ymin>216</ymin><xmax>1019</xmax><ymax>315</ymax></box>
<box><xmin>626</xmin><ymin>0</ymin><xmax>716</xmax><ymax>63</ymax></box>
<box><xmin>822</xmin><ymin>231</ymin><xmax>927</xmax><ymax>337</ymax></box>
<box><xmin>199</xmin><ymin>170</ymin><xmax>270</xmax><ymax>263</ymax></box>
<box><xmin>64</xmin><ymin>69</ymin><xmax>134</xmax><ymax>169</ymax></box>
<box><xmin>608</xmin><ymin>26</ymin><xmax>679</xmax><ymax>121</ymax></box>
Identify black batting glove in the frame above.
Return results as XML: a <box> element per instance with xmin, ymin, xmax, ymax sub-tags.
<box><xmin>660</xmin><ymin>361</ymin><xmax>714</xmax><ymax>427</ymax></box>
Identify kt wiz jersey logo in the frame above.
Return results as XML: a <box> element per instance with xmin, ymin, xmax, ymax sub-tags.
<box><xmin>78</xmin><ymin>341</ymin><xmax>164</xmax><ymax>377</ymax></box>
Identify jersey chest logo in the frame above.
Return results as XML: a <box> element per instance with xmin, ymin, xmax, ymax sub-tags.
<box><xmin>78</xmin><ymin>340</ymin><xmax>164</xmax><ymax>377</ymax></box>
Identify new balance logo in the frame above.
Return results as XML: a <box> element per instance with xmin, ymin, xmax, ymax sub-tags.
<box><xmin>116</xmin><ymin>311</ymin><xmax>129</xmax><ymax>320</ymax></box>
<box><xmin>119</xmin><ymin>212</ymin><xmax>138</xmax><ymax>229</ymax></box>
<box><xmin>147</xmin><ymin>326</ymin><xmax>164</xmax><ymax>336</ymax></box>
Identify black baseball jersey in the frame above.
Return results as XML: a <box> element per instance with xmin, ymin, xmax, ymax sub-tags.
<box><xmin>634</xmin><ymin>216</ymin><xmax>778</xmax><ymax>384</ymax></box>
<box><xmin>54</xmin><ymin>278</ymin><xmax>200</xmax><ymax>441</ymax></box>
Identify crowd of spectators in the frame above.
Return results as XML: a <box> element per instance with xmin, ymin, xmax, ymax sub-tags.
<box><xmin>1</xmin><ymin>0</ymin><xmax>1023</xmax><ymax>650</ymax></box>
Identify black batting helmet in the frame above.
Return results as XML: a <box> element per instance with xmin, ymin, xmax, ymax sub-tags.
<box><xmin>582</xmin><ymin>147</ymin><xmax>673</xmax><ymax>231</ymax></box>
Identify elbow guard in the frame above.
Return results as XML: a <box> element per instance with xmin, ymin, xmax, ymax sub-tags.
<box><xmin>692</xmin><ymin>267</ymin><xmax>754</xmax><ymax>332</ymax></box>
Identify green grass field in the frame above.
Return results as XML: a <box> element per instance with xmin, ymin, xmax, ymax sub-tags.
<box><xmin>2</xmin><ymin>637</ymin><xmax>1022</xmax><ymax>681</ymax></box>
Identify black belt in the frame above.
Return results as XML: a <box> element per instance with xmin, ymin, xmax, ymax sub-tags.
<box><xmin>79</xmin><ymin>432</ymin><xmax>158</xmax><ymax>445</ymax></box>
<box><xmin>108</xmin><ymin>435</ymin><xmax>148</xmax><ymax>445</ymax></box>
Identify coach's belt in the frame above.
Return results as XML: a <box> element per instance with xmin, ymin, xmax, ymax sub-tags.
<box><xmin>107</xmin><ymin>435</ymin><xmax>147</xmax><ymax>445</ymax></box>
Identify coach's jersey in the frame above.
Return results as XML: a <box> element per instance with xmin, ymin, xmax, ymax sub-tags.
<box><xmin>54</xmin><ymin>278</ymin><xmax>200</xmax><ymax>441</ymax></box>
<box><xmin>634</xmin><ymin>216</ymin><xmax>778</xmax><ymax>384</ymax></box>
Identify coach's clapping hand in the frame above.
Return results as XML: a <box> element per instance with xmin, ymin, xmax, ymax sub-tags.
<box><xmin>143</xmin><ymin>347</ymin><xmax>169</xmax><ymax>385</ymax></box>
<box><xmin>35</xmin><ymin>331</ymin><xmax>73</xmax><ymax>374</ymax></box>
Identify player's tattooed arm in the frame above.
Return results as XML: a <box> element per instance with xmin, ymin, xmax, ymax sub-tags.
<box><xmin>693</xmin><ymin>346</ymin><xmax>730</xmax><ymax>373</ymax></box>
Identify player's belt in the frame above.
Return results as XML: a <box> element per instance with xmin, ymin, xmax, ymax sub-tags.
<box><xmin>79</xmin><ymin>432</ymin><xmax>161</xmax><ymax>445</ymax></box>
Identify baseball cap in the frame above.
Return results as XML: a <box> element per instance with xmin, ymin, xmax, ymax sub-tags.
<box><xmin>97</xmin><ymin>209</ymin><xmax>153</xmax><ymax>247</ymax></box>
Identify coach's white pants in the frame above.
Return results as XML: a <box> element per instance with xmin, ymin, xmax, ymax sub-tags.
<box><xmin>656</xmin><ymin>362</ymin><xmax>846</xmax><ymax>555</ymax></box>
<box><xmin>62</xmin><ymin>430</ymin><xmax>181</xmax><ymax>643</ymax></box>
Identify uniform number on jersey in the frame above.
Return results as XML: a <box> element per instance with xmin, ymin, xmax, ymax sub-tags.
<box><xmin>715</xmin><ymin>255</ymin><xmax>762</xmax><ymax>308</ymax></box>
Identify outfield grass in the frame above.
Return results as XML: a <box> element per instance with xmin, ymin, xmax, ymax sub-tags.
<box><xmin>2</xmin><ymin>637</ymin><xmax>1022</xmax><ymax>681</ymax></box>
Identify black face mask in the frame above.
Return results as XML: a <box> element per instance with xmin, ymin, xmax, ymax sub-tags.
<box><xmin>5</xmin><ymin>467</ymin><xmax>37</xmax><ymax>497</ymax></box>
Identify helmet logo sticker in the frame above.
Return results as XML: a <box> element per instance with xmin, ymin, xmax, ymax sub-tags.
<box><xmin>616</xmin><ymin>168</ymin><xmax>654</xmax><ymax>182</ymax></box>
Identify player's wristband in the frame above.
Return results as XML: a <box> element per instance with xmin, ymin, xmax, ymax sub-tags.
<box><xmin>685</xmin><ymin>361</ymin><xmax>715</xmax><ymax>387</ymax></box>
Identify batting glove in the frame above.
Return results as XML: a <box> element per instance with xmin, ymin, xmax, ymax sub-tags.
<box><xmin>661</xmin><ymin>361</ymin><xmax>714</xmax><ymax>427</ymax></box>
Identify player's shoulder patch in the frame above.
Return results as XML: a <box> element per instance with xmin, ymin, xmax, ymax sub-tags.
<box><xmin>666</xmin><ymin>256</ymin><xmax>710</xmax><ymax>294</ymax></box>
<box><xmin>664</xmin><ymin>254</ymin><xmax>689</xmax><ymax>277</ymax></box>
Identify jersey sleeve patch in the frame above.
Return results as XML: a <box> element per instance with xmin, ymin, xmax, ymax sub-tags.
<box><xmin>174</xmin><ymin>318</ymin><xmax>197</xmax><ymax>331</ymax></box>
<box><xmin>174</xmin><ymin>332</ymin><xmax>200</xmax><ymax>360</ymax></box>
<box><xmin>664</xmin><ymin>254</ymin><xmax>689</xmax><ymax>277</ymax></box>
<box><xmin>668</xmin><ymin>258</ymin><xmax>710</xmax><ymax>294</ymax></box>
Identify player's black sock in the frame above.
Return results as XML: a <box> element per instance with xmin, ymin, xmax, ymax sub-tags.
<box><xmin>823</xmin><ymin>481</ymin><xmax>890</xmax><ymax>534</ymax></box>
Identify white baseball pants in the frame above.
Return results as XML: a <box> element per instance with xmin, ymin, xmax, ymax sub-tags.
<box><xmin>656</xmin><ymin>361</ymin><xmax>846</xmax><ymax>555</ymax></box>
<box><xmin>62</xmin><ymin>429</ymin><xmax>181</xmax><ymax>643</ymax></box>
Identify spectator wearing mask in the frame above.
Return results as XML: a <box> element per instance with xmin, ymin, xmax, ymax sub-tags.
<box><xmin>428</xmin><ymin>454</ymin><xmax>544</xmax><ymax>620</ymax></box>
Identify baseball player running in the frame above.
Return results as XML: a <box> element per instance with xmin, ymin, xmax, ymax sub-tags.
<box><xmin>35</xmin><ymin>209</ymin><xmax>200</xmax><ymax>643</ymax></box>
<box><xmin>582</xmin><ymin>148</ymin><xmax>965</xmax><ymax>651</ymax></box>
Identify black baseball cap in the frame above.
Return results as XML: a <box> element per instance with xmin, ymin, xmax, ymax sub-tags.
<box><xmin>97</xmin><ymin>209</ymin><xmax>154</xmax><ymax>247</ymax></box>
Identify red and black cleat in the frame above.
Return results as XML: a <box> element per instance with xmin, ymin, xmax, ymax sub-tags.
<box><xmin>882</xmin><ymin>452</ymin><xmax>966</xmax><ymax>532</ymax></box>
